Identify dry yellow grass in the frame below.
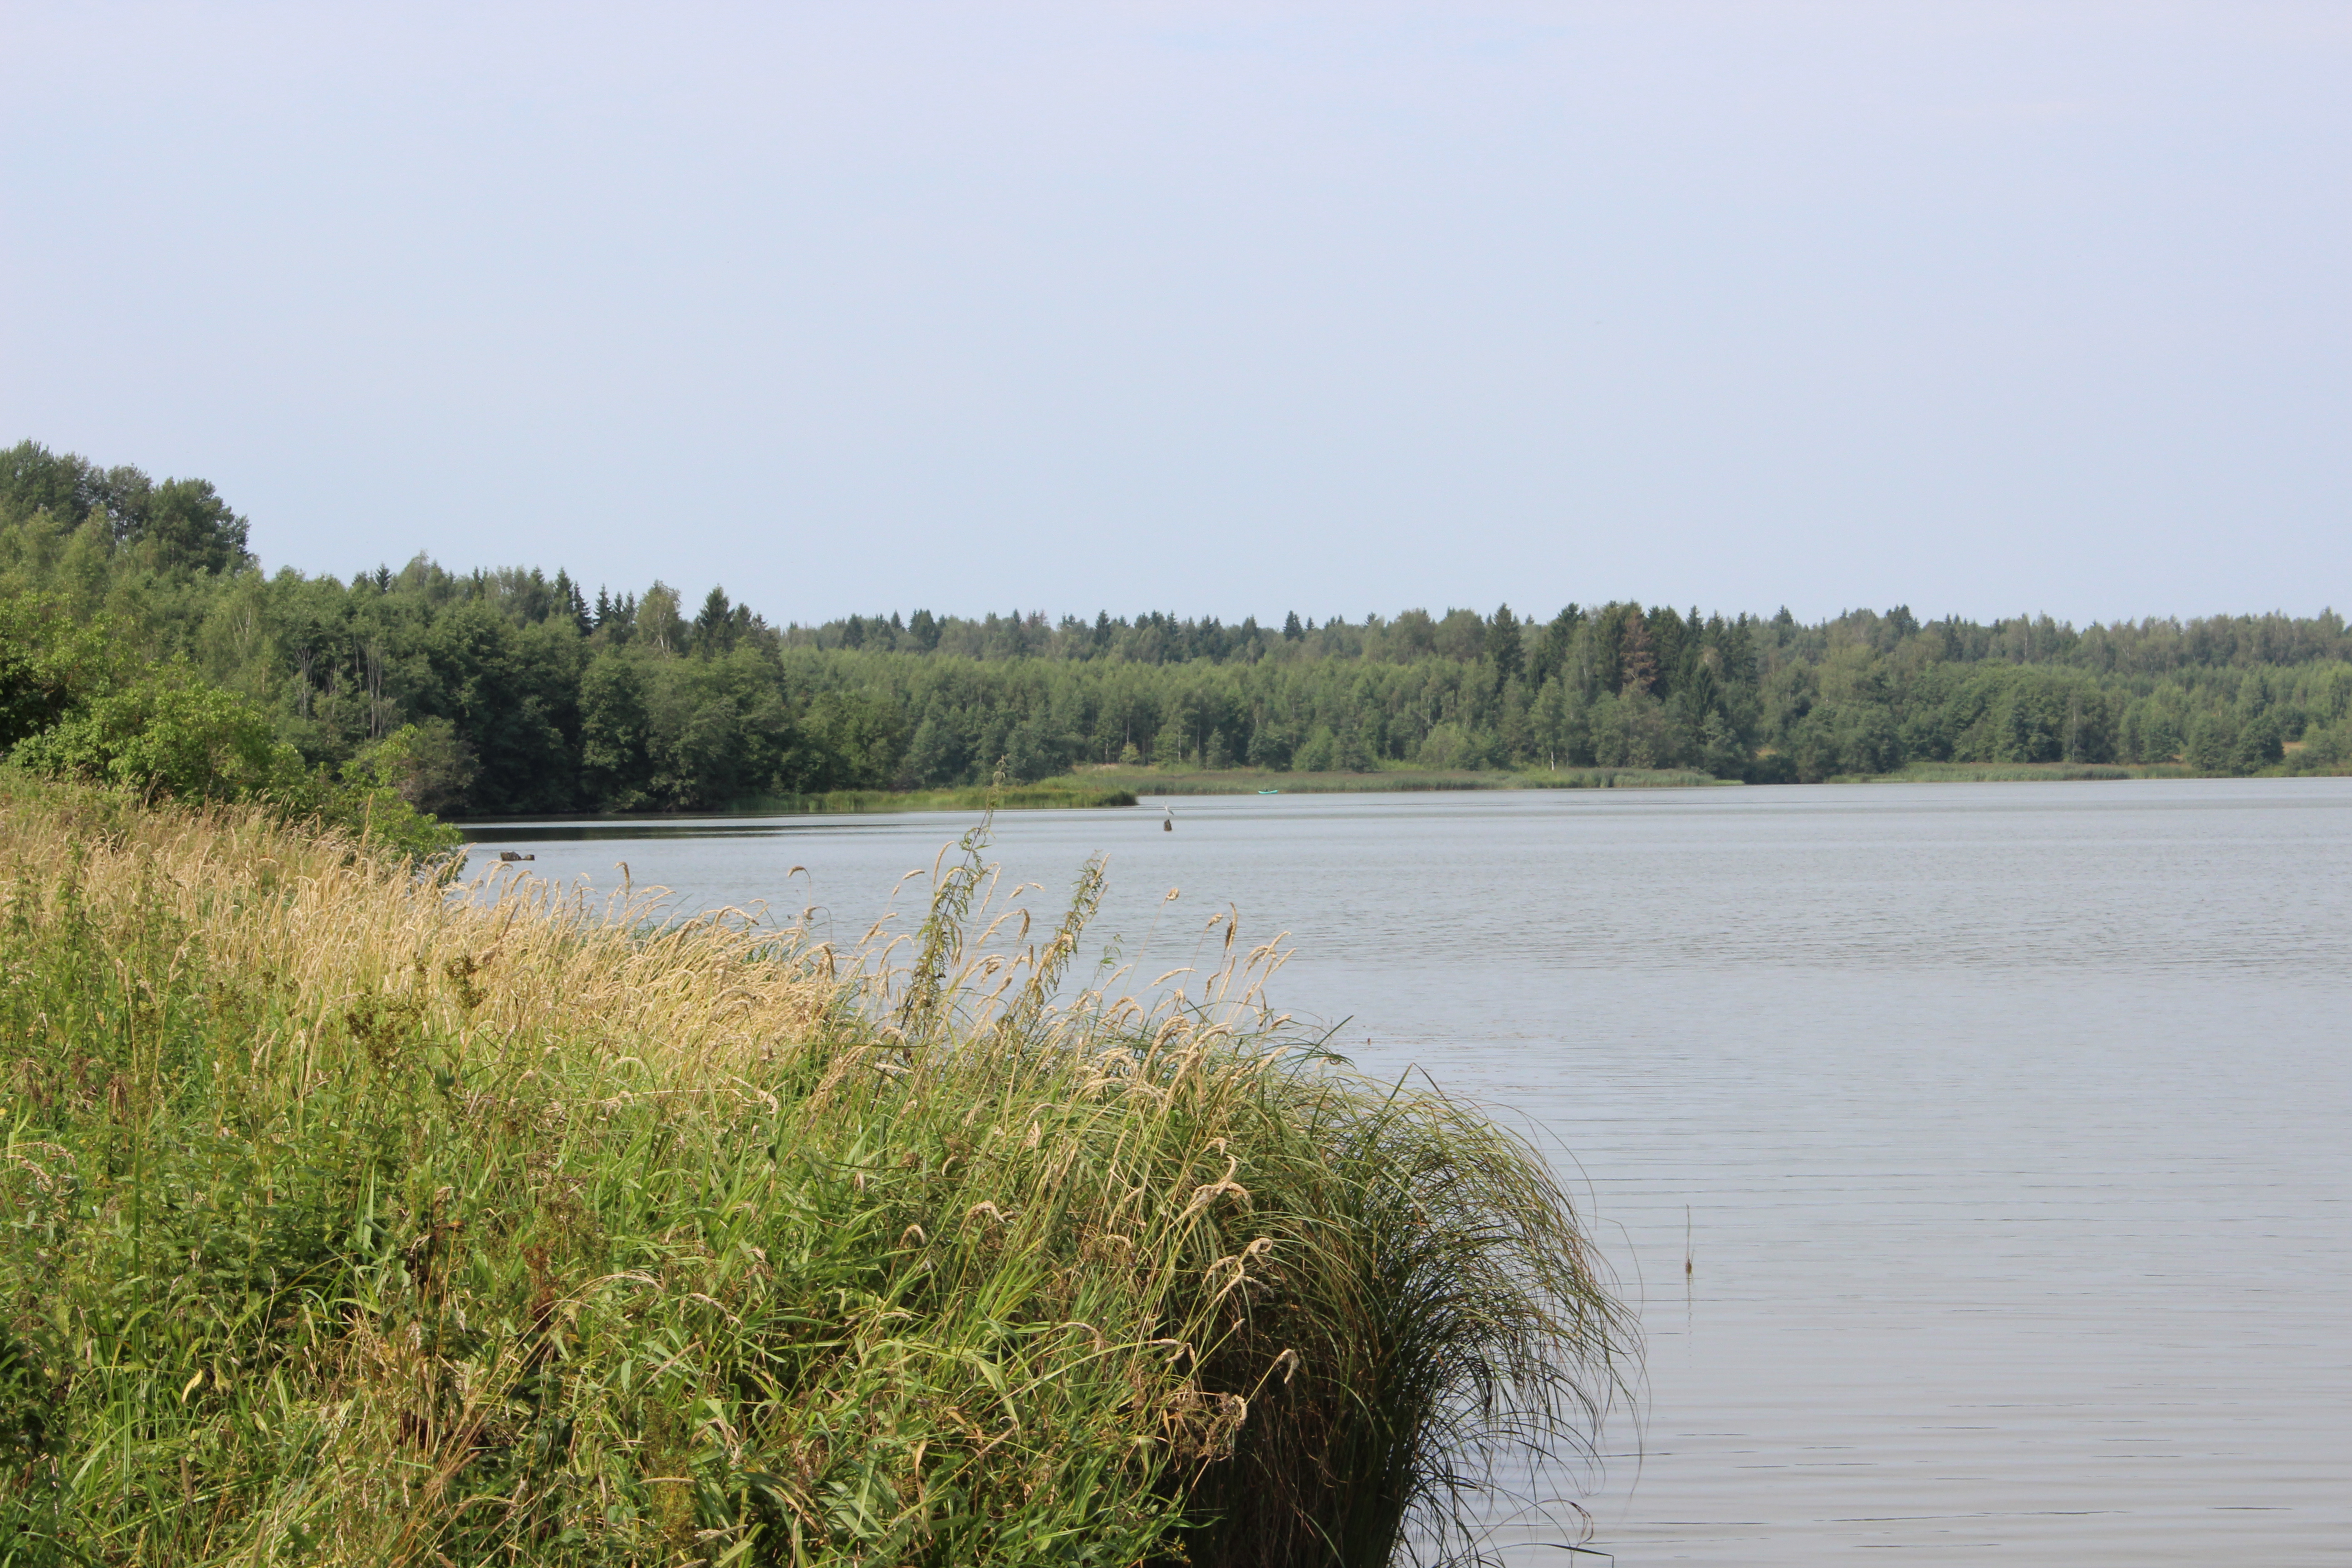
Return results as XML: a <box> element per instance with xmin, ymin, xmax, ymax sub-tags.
<box><xmin>3</xmin><ymin>787</ymin><xmax>832</xmax><ymax>1080</ymax></box>
<box><xmin>0</xmin><ymin>777</ymin><xmax>1631</xmax><ymax>1567</ymax></box>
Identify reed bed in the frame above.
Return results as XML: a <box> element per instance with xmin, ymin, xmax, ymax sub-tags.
<box><xmin>1837</xmin><ymin>761</ymin><xmax>2197</xmax><ymax>783</ymax></box>
<box><xmin>0</xmin><ymin>775</ymin><xmax>1632</xmax><ymax>1567</ymax></box>
<box><xmin>1089</xmin><ymin>766</ymin><xmax>1720</xmax><ymax>795</ymax></box>
<box><xmin>729</xmin><ymin>782</ymin><xmax>1141</xmax><ymax>814</ymax></box>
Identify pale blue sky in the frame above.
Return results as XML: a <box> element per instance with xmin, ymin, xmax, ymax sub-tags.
<box><xmin>4</xmin><ymin>2</ymin><xmax>2347</xmax><ymax>625</ymax></box>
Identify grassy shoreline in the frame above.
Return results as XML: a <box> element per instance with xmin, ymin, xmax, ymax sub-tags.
<box><xmin>448</xmin><ymin>769</ymin><xmax>1715</xmax><ymax>832</ymax></box>
<box><xmin>1828</xmin><ymin>760</ymin><xmax>2350</xmax><ymax>782</ymax></box>
<box><xmin>1827</xmin><ymin>760</ymin><xmax>2202</xmax><ymax>783</ymax></box>
<box><xmin>732</xmin><ymin>780</ymin><xmax>1140</xmax><ymax>813</ymax></box>
<box><xmin>1088</xmin><ymin>764</ymin><xmax>1724</xmax><ymax>794</ymax></box>
<box><xmin>451</xmin><ymin>759</ymin><xmax>2352</xmax><ymax>832</ymax></box>
<box><xmin>449</xmin><ymin>780</ymin><xmax>1138</xmax><ymax>833</ymax></box>
<box><xmin>1116</xmin><ymin>760</ymin><xmax>2346</xmax><ymax>792</ymax></box>
<box><xmin>0</xmin><ymin>778</ymin><xmax>1632</xmax><ymax>1566</ymax></box>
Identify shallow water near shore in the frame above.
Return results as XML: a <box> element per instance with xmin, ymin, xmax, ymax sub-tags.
<box><xmin>461</xmin><ymin>779</ymin><xmax>2352</xmax><ymax>1564</ymax></box>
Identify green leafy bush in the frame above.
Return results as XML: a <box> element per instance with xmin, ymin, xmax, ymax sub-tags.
<box><xmin>0</xmin><ymin>593</ymin><xmax>114</xmax><ymax>748</ymax></box>
<box><xmin>1</xmin><ymin>590</ymin><xmax>460</xmax><ymax>863</ymax></box>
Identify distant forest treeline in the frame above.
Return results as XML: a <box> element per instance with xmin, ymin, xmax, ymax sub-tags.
<box><xmin>6</xmin><ymin>440</ymin><xmax>2351</xmax><ymax>816</ymax></box>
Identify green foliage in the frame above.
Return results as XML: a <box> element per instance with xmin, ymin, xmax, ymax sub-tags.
<box><xmin>13</xmin><ymin>664</ymin><xmax>291</xmax><ymax>799</ymax></box>
<box><xmin>344</xmin><ymin>718</ymin><xmax>480</xmax><ymax>816</ymax></box>
<box><xmin>0</xmin><ymin>585</ymin><xmax>459</xmax><ymax>863</ymax></box>
<box><xmin>0</xmin><ymin>593</ymin><xmax>116</xmax><ymax>748</ymax></box>
<box><xmin>1</xmin><ymin>440</ymin><xmax>250</xmax><ymax>573</ymax></box>
<box><xmin>0</xmin><ymin>782</ymin><xmax>1632</xmax><ymax>1566</ymax></box>
<box><xmin>9</xmin><ymin>440</ymin><xmax>2351</xmax><ymax>813</ymax></box>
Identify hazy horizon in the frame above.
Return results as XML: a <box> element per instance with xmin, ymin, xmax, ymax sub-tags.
<box><xmin>5</xmin><ymin>2</ymin><xmax>2347</xmax><ymax>625</ymax></box>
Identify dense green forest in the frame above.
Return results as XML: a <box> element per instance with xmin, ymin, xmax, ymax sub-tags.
<box><xmin>5</xmin><ymin>439</ymin><xmax>2350</xmax><ymax>817</ymax></box>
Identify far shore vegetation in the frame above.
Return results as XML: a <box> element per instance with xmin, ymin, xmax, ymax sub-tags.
<box><xmin>464</xmin><ymin>770</ymin><xmax>1722</xmax><ymax>829</ymax></box>
<box><xmin>6</xmin><ymin>439</ymin><xmax>2351</xmax><ymax>826</ymax></box>
<box><xmin>0</xmin><ymin>774</ymin><xmax>1632</xmax><ymax>1564</ymax></box>
<box><xmin>705</xmin><ymin>779</ymin><xmax>1141</xmax><ymax>815</ymax></box>
<box><xmin>1077</xmin><ymin>764</ymin><xmax>1725</xmax><ymax>795</ymax></box>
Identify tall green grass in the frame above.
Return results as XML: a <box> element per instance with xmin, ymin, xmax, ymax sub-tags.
<box><xmin>0</xmin><ymin>776</ymin><xmax>1631</xmax><ymax>1566</ymax></box>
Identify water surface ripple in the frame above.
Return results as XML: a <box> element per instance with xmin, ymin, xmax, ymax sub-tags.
<box><xmin>463</xmin><ymin>779</ymin><xmax>2352</xmax><ymax>1565</ymax></box>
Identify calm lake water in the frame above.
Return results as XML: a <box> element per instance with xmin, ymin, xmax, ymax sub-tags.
<box><xmin>461</xmin><ymin>780</ymin><xmax>2352</xmax><ymax>1565</ymax></box>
